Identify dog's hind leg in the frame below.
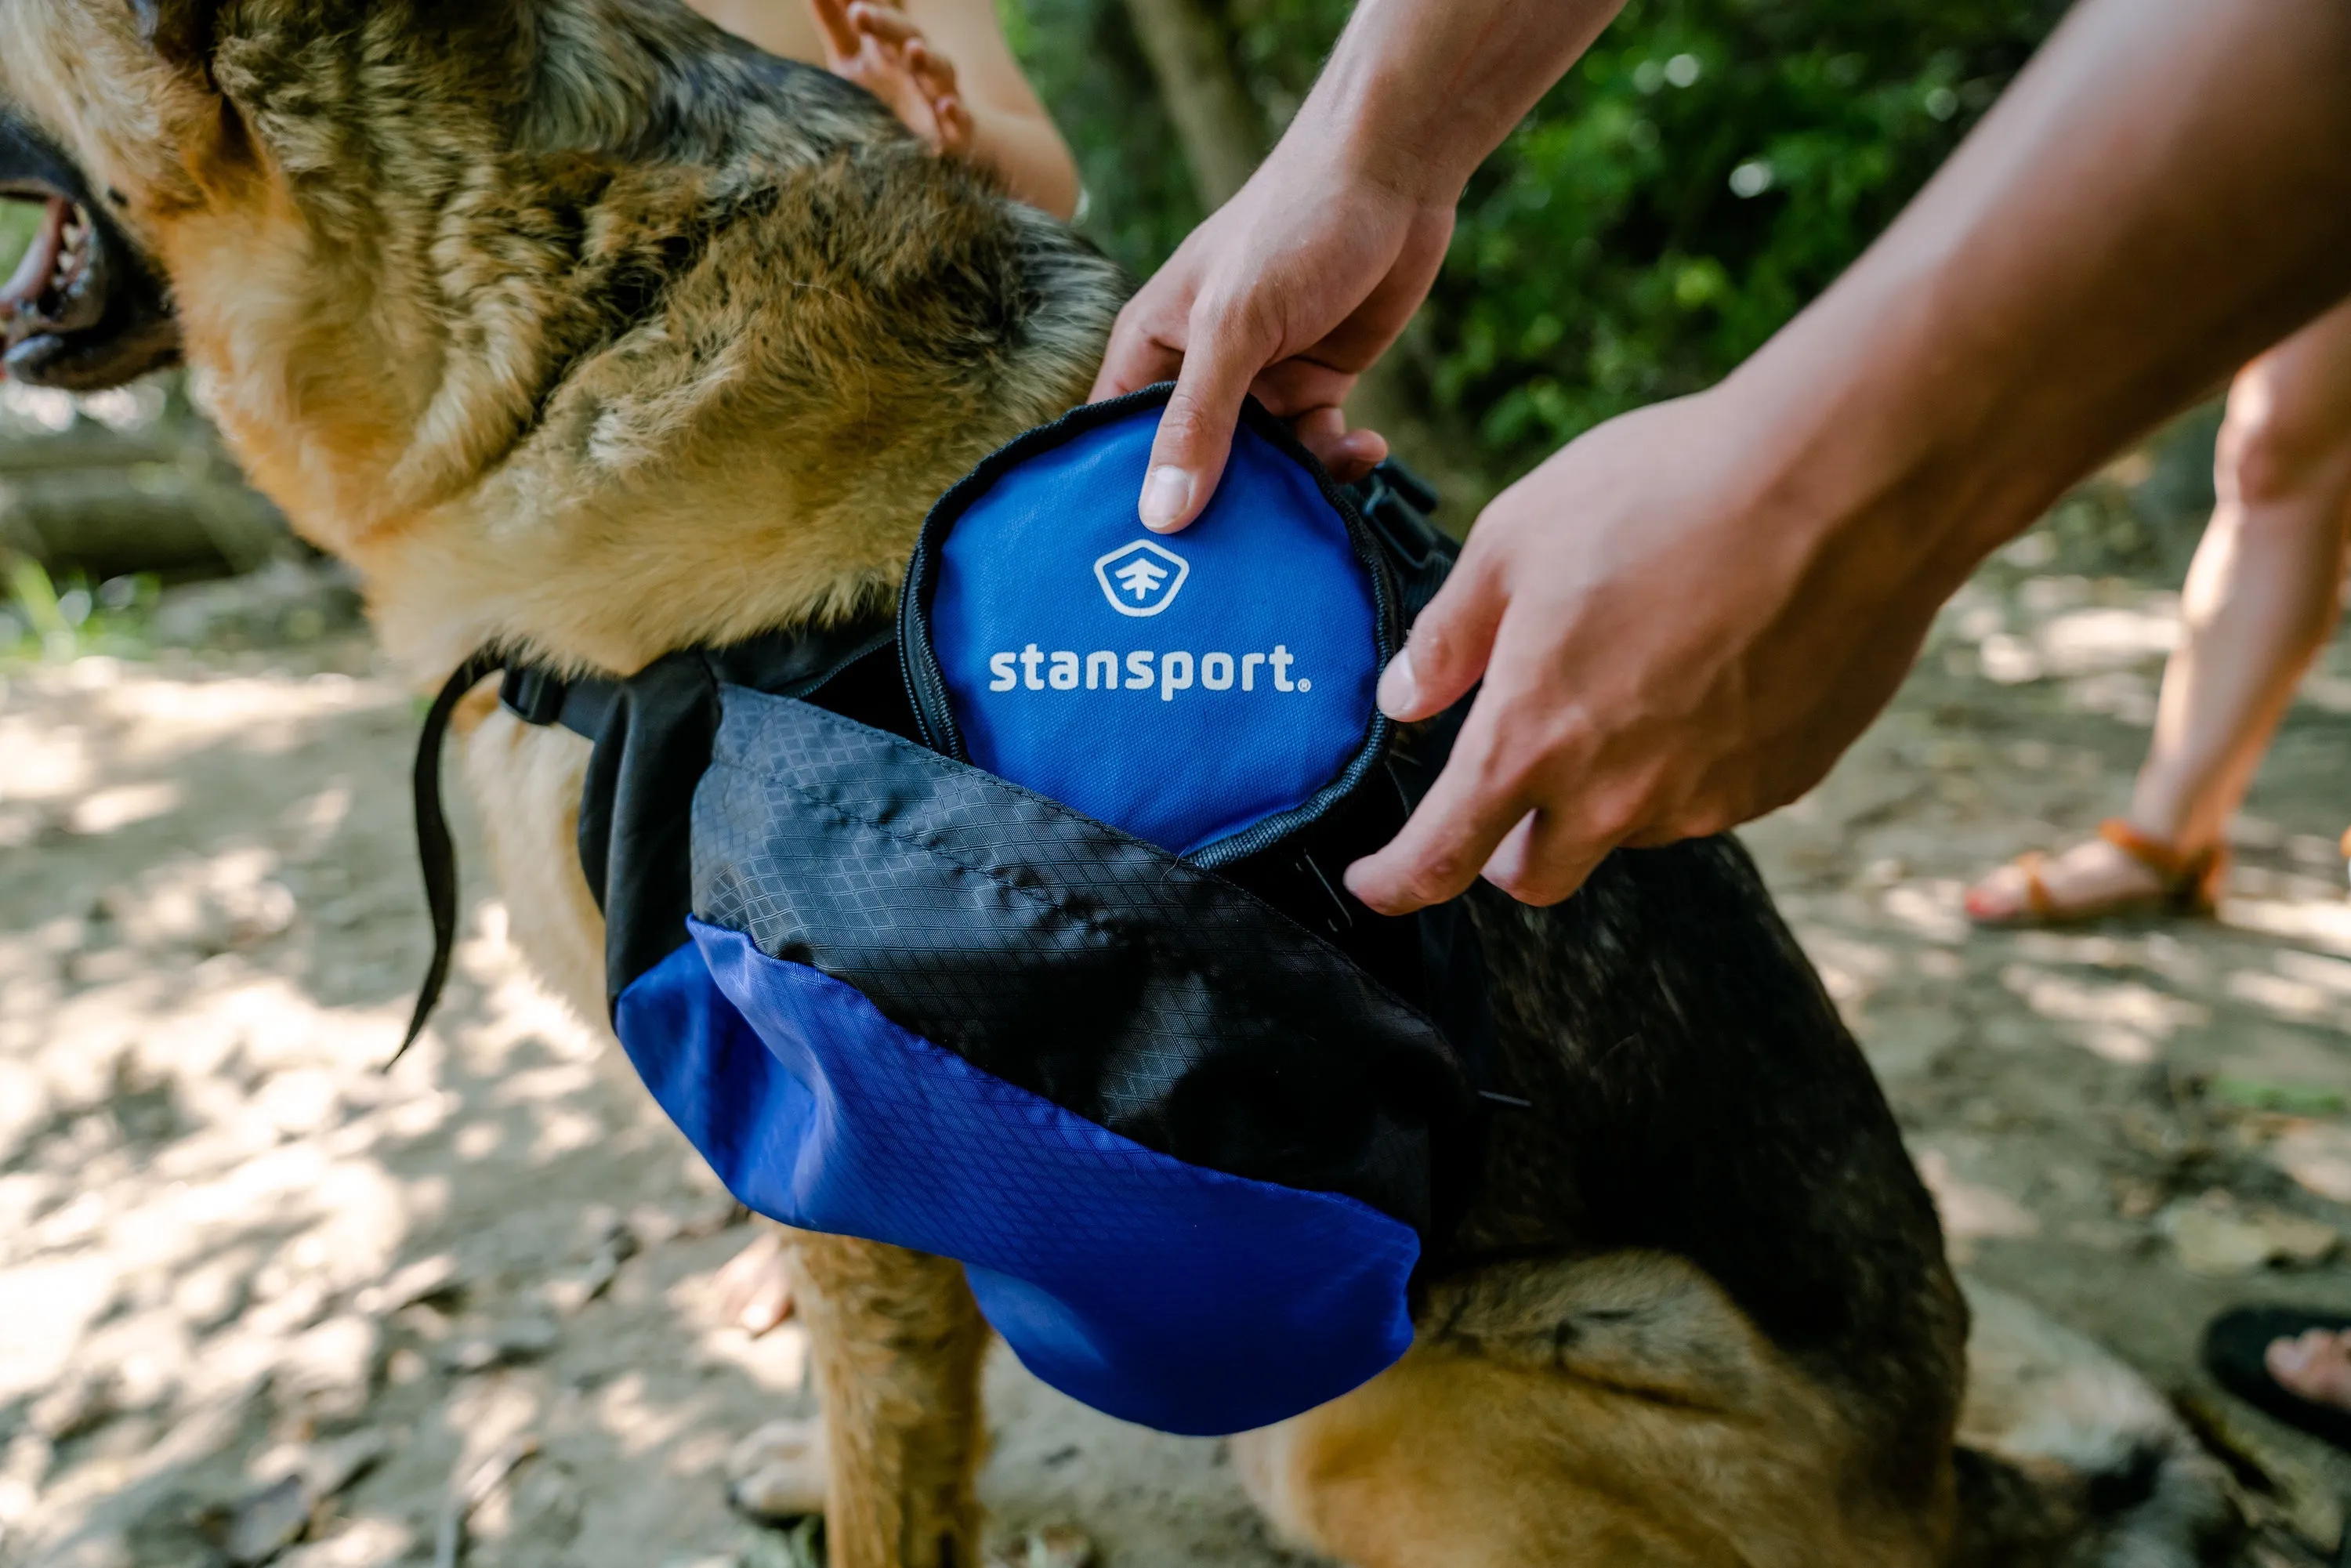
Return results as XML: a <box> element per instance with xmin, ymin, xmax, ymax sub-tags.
<box><xmin>790</xmin><ymin>1232</ymin><xmax>990</xmax><ymax>1568</ymax></box>
<box><xmin>1236</xmin><ymin>1251</ymin><xmax>1957</xmax><ymax>1568</ymax></box>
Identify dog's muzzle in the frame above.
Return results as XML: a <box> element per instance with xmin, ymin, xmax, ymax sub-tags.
<box><xmin>0</xmin><ymin>113</ymin><xmax>180</xmax><ymax>391</ymax></box>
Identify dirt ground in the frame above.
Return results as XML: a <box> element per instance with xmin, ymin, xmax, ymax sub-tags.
<box><xmin>5</xmin><ymin>484</ymin><xmax>2351</xmax><ymax>1565</ymax></box>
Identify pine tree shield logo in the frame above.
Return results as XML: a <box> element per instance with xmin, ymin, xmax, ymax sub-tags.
<box><xmin>1093</xmin><ymin>539</ymin><xmax>1191</xmax><ymax>617</ymax></box>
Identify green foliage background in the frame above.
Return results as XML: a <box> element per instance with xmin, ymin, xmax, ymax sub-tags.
<box><xmin>0</xmin><ymin>9</ymin><xmax>2078</xmax><ymax>488</ymax></box>
<box><xmin>0</xmin><ymin>8</ymin><xmax>2075</xmax><ymax>489</ymax></box>
<box><xmin>0</xmin><ymin>197</ymin><xmax>36</xmax><ymax>277</ymax></box>
<box><xmin>998</xmin><ymin>0</ymin><xmax>1209</xmax><ymax>273</ymax></box>
<box><xmin>1006</xmin><ymin>0</ymin><xmax>2068</xmax><ymax>480</ymax></box>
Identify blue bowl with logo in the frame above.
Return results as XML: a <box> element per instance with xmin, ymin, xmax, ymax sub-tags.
<box><xmin>912</xmin><ymin>389</ymin><xmax>1393</xmax><ymax>861</ymax></box>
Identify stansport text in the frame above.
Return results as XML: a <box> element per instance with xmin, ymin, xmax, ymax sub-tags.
<box><xmin>986</xmin><ymin>644</ymin><xmax>1313</xmax><ymax>701</ymax></box>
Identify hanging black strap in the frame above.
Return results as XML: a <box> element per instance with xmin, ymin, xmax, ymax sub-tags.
<box><xmin>390</xmin><ymin>629</ymin><xmax>882</xmax><ymax>1068</ymax></box>
<box><xmin>389</xmin><ymin>649</ymin><xmax>505</xmax><ymax>1068</ymax></box>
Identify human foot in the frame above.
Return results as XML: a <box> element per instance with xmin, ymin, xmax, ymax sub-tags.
<box><xmin>728</xmin><ymin>1415</ymin><xmax>828</xmax><ymax>1521</ymax></box>
<box><xmin>2268</xmin><ymin>1328</ymin><xmax>2351</xmax><ymax>1412</ymax></box>
<box><xmin>1965</xmin><ymin>819</ymin><xmax>2224</xmax><ymax>925</ymax></box>
<box><xmin>2203</xmin><ymin>1307</ymin><xmax>2351</xmax><ymax>1450</ymax></box>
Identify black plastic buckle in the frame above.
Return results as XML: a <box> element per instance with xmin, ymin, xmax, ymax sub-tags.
<box><xmin>499</xmin><ymin>665</ymin><xmax>569</xmax><ymax>728</ymax></box>
<box><xmin>1354</xmin><ymin>458</ymin><xmax>1445</xmax><ymax>572</ymax></box>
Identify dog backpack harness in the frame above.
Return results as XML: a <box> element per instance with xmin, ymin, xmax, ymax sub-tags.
<box><xmin>407</xmin><ymin>389</ymin><xmax>1492</xmax><ymax>1436</ymax></box>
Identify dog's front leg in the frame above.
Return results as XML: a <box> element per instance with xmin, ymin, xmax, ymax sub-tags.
<box><xmin>790</xmin><ymin>1231</ymin><xmax>989</xmax><ymax>1568</ymax></box>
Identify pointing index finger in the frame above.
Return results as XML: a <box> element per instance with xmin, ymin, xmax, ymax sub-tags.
<box><xmin>1342</xmin><ymin>704</ymin><xmax>1543</xmax><ymax>914</ymax></box>
<box><xmin>1138</xmin><ymin>303</ymin><xmax>1270</xmax><ymax>533</ymax></box>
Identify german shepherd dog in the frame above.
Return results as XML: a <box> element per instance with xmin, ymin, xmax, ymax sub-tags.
<box><xmin>0</xmin><ymin>5</ymin><xmax>2237</xmax><ymax>1565</ymax></box>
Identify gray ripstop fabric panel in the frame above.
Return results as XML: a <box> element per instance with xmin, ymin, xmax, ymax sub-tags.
<box><xmin>690</xmin><ymin>685</ymin><xmax>1469</xmax><ymax>1233</ymax></box>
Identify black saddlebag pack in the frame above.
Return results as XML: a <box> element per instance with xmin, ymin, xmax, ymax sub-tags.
<box><xmin>406</xmin><ymin>388</ymin><xmax>1491</xmax><ymax>1437</ymax></box>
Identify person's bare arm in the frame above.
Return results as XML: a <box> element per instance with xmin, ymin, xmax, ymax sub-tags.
<box><xmin>690</xmin><ymin>0</ymin><xmax>1081</xmax><ymax>218</ymax></box>
<box><xmin>1344</xmin><ymin>0</ymin><xmax>2351</xmax><ymax>914</ymax></box>
<box><xmin>1090</xmin><ymin>0</ymin><xmax>1629</xmax><ymax>529</ymax></box>
<box><xmin>892</xmin><ymin>0</ymin><xmax>1079</xmax><ymax>219</ymax></box>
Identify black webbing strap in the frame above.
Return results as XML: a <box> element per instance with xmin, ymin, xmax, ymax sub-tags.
<box><xmin>391</xmin><ymin>652</ymin><xmax>621</xmax><ymax>1068</ymax></box>
<box><xmin>391</xmin><ymin>649</ymin><xmax>505</xmax><ymax>1067</ymax></box>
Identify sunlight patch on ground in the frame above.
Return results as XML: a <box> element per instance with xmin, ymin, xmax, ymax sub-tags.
<box><xmin>66</xmin><ymin>781</ymin><xmax>184</xmax><ymax>836</ymax></box>
<box><xmin>0</xmin><ymin>662</ymin><xmax>403</xmax><ymax>815</ymax></box>
<box><xmin>1998</xmin><ymin>962</ymin><xmax>2208</xmax><ymax>1064</ymax></box>
<box><xmin>2224</xmin><ymin>895</ymin><xmax>2351</xmax><ymax>959</ymax></box>
<box><xmin>1882</xmin><ymin>880</ymin><xmax>1970</xmax><ymax>944</ymax></box>
<box><xmin>2270</xmin><ymin>1124</ymin><xmax>2351</xmax><ymax>1205</ymax></box>
<box><xmin>0</xmin><ymin>712</ymin><xmax>91</xmax><ymax>798</ymax></box>
<box><xmin>2035</xmin><ymin>606</ymin><xmax>2180</xmax><ymax>673</ymax></box>
<box><xmin>1917</xmin><ymin>1149</ymin><xmax>2041</xmax><ymax>1262</ymax></box>
<box><xmin>0</xmin><ymin>1258</ymin><xmax>119</xmax><ymax>1403</ymax></box>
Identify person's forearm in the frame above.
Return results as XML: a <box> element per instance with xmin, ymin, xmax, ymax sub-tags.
<box><xmin>1342</xmin><ymin>0</ymin><xmax>2351</xmax><ymax>917</ymax></box>
<box><xmin>1295</xmin><ymin>0</ymin><xmax>1627</xmax><ymax>201</ymax></box>
<box><xmin>962</xmin><ymin>107</ymin><xmax>1079</xmax><ymax>219</ymax></box>
<box><xmin>1092</xmin><ymin>0</ymin><xmax>1626</xmax><ymax>527</ymax></box>
<box><xmin>1730</xmin><ymin>0</ymin><xmax>2351</xmax><ymax>610</ymax></box>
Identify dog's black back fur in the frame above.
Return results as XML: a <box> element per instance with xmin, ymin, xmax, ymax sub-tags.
<box><xmin>1451</xmin><ymin>837</ymin><xmax>1966</xmax><ymax>1478</ymax></box>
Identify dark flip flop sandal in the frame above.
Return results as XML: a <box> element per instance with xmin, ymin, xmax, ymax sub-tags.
<box><xmin>2203</xmin><ymin>1305</ymin><xmax>2351</xmax><ymax>1452</ymax></box>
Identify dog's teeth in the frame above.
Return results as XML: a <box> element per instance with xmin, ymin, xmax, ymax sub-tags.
<box><xmin>51</xmin><ymin>214</ymin><xmax>91</xmax><ymax>293</ymax></box>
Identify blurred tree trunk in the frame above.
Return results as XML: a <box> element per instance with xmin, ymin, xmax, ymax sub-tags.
<box><xmin>0</xmin><ymin>404</ymin><xmax>288</xmax><ymax>579</ymax></box>
<box><xmin>1118</xmin><ymin>0</ymin><xmax>1266</xmax><ymax>210</ymax></box>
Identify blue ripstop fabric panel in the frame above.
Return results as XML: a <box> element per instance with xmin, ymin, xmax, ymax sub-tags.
<box><xmin>928</xmin><ymin>404</ymin><xmax>1378</xmax><ymax>856</ymax></box>
<box><xmin>691</xmin><ymin>686</ymin><xmax>1465</xmax><ymax>1235</ymax></box>
<box><xmin>612</xmin><ymin>925</ymin><xmax>1422</xmax><ymax>1437</ymax></box>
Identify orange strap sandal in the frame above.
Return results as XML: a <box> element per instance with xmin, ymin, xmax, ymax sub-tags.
<box><xmin>1971</xmin><ymin>818</ymin><xmax>2226</xmax><ymax>927</ymax></box>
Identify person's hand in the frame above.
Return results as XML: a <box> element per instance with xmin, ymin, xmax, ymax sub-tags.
<box><xmin>1342</xmin><ymin>385</ymin><xmax>1958</xmax><ymax>914</ymax></box>
<box><xmin>1089</xmin><ymin>138</ymin><xmax>1454</xmax><ymax>529</ymax></box>
<box><xmin>810</xmin><ymin>0</ymin><xmax>973</xmax><ymax>158</ymax></box>
<box><xmin>1088</xmin><ymin>0</ymin><xmax>1630</xmax><ymax>528</ymax></box>
<box><xmin>1306</xmin><ymin>0</ymin><xmax>2351</xmax><ymax>918</ymax></box>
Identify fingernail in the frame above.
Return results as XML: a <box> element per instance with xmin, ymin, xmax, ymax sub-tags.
<box><xmin>1376</xmin><ymin>647</ymin><xmax>1418</xmax><ymax>719</ymax></box>
<box><xmin>1139</xmin><ymin>466</ymin><xmax>1194</xmax><ymax>533</ymax></box>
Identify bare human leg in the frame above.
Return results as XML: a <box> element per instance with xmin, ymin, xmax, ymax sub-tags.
<box><xmin>1969</xmin><ymin>293</ymin><xmax>2351</xmax><ymax>922</ymax></box>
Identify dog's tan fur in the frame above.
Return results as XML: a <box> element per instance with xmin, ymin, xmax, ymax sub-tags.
<box><xmin>6</xmin><ymin>8</ymin><xmax>1108</xmax><ymax>1560</ymax></box>
<box><xmin>1239</xmin><ymin>1253</ymin><xmax>1952</xmax><ymax>1567</ymax></box>
<box><xmin>0</xmin><ymin>5</ymin><xmax>2230</xmax><ymax>1565</ymax></box>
